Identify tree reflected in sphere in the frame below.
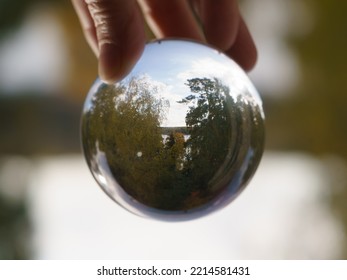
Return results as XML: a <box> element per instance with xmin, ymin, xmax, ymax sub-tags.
<box><xmin>81</xmin><ymin>40</ymin><xmax>265</xmax><ymax>221</ymax></box>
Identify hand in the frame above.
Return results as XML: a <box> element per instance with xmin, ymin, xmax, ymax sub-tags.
<box><xmin>71</xmin><ymin>0</ymin><xmax>257</xmax><ymax>83</ymax></box>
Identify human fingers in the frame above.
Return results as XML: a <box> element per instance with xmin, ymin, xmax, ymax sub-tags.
<box><xmin>138</xmin><ymin>0</ymin><xmax>257</xmax><ymax>72</ymax></box>
<box><xmin>192</xmin><ymin>0</ymin><xmax>256</xmax><ymax>71</ymax></box>
<box><xmin>71</xmin><ymin>0</ymin><xmax>146</xmax><ymax>83</ymax></box>
<box><xmin>191</xmin><ymin>0</ymin><xmax>240</xmax><ymax>51</ymax></box>
<box><xmin>137</xmin><ymin>0</ymin><xmax>204</xmax><ymax>41</ymax></box>
<box><xmin>225</xmin><ymin>16</ymin><xmax>257</xmax><ymax>71</ymax></box>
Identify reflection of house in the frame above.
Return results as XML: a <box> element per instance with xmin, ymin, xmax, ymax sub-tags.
<box><xmin>161</xmin><ymin>126</ymin><xmax>190</xmax><ymax>136</ymax></box>
<box><xmin>161</xmin><ymin>127</ymin><xmax>191</xmax><ymax>143</ymax></box>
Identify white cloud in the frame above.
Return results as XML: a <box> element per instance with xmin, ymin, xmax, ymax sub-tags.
<box><xmin>177</xmin><ymin>56</ymin><xmax>262</xmax><ymax>105</ymax></box>
<box><xmin>177</xmin><ymin>57</ymin><xmax>232</xmax><ymax>83</ymax></box>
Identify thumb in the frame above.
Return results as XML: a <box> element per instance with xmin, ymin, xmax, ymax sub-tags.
<box><xmin>72</xmin><ymin>0</ymin><xmax>146</xmax><ymax>83</ymax></box>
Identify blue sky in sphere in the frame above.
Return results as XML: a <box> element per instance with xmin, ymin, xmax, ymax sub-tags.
<box><xmin>122</xmin><ymin>40</ymin><xmax>261</xmax><ymax>127</ymax></box>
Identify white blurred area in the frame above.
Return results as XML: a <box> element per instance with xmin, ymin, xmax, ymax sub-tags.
<box><xmin>0</xmin><ymin>153</ymin><xmax>337</xmax><ymax>259</ymax></box>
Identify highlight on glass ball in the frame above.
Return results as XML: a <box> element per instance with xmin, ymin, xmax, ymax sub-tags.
<box><xmin>81</xmin><ymin>39</ymin><xmax>265</xmax><ymax>221</ymax></box>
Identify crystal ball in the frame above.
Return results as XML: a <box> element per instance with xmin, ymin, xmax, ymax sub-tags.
<box><xmin>81</xmin><ymin>39</ymin><xmax>265</xmax><ymax>221</ymax></box>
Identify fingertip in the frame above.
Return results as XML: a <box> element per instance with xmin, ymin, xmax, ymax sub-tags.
<box><xmin>227</xmin><ymin>41</ymin><xmax>257</xmax><ymax>73</ymax></box>
<box><xmin>98</xmin><ymin>42</ymin><xmax>145</xmax><ymax>84</ymax></box>
<box><xmin>201</xmin><ymin>0</ymin><xmax>240</xmax><ymax>51</ymax></box>
<box><xmin>77</xmin><ymin>0</ymin><xmax>146</xmax><ymax>84</ymax></box>
<box><xmin>138</xmin><ymin>0</ymin><xmax>204</xmax><ymax>42</ymax></box>
<box><xmin>240</xmin><ymin>44</ymin><xmax>258</xmax><ymax>72</ymax></box>
<box><xmin>96</xmin><ymin>1</ymin><xmax>146</xmax><ymax>84</ymax></box>
<box><xmin>98</xmin><ymin>43</ymin><xmax>121</xmax><ymax>84</ymax></box>
<box><xmin>226</xmin><ymin>17</ymin><xmax>258</xmax><ymax>72</ymax></box>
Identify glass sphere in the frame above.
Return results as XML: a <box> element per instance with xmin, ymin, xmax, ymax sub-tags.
<box><xmin>81</xmin><ymin>39</ymin><xmax>265</xmax><ymax>221</ymax></box>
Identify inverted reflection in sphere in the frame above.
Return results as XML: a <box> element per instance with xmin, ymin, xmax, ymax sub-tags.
<box><xmin>81</xmin><ymin>40</ymin><xmax>265</xmax><ymax>221</ymax></box>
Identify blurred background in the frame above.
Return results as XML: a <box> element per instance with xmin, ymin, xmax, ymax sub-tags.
<box><xmin>0</xmin><ymin>0</ymin><xmax>346</xmax><ymax>259</ymax></box>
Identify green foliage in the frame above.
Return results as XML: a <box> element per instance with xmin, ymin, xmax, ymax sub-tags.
<box><xmin>0</xmin><ymin>194</ymin><xmax>31</xmax><ymax>259</ymax></box>
<box><xmin>180</xmin><ymin>78</ymin><xmax>233</xmax><ymax>191</ymax></box>
<box><xmin>85</xmin><ymin>77</ymin><xmax>169</xmax><ymax>206</ymax></box>
<box><xmin>85</xmin><ymin>76</ymin><xmax>252</xmax><ymax>211</ymax></box>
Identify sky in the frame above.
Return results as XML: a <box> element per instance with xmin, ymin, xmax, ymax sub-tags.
<box><xmin>112</xmin><ymin>40</ymin><xmax>262</xmax><ymax>127</ymax></box>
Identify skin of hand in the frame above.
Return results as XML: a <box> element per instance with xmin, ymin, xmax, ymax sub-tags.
<box><xmin>71</xmin><ymin>0</ymin><xmax>257</xmax><ymax>84</ymax></box>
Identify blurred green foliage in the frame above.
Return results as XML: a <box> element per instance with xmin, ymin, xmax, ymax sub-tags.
<box><xmin>0</xmin><ymin>195</ymin><xmax>31</xmax><ymax>259</ymax></box>
<box><xmin>0</xmin><ymin>0</ymin><xmax>60</xmax><ymax>37</ymax></box>
<box><xmin>0</xmin><ymin>0</ymin><xmax>75</xmax><ymax>259</ymax></box>
<box><xmin>264</xmin><ymin>0</ymin><xmax>347</xmax><ymax>258</ymax></box>
<box><xmin>265</xmin><ymin>0</ymin><xmax>347</xmax><ymax>157</ymax></box>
